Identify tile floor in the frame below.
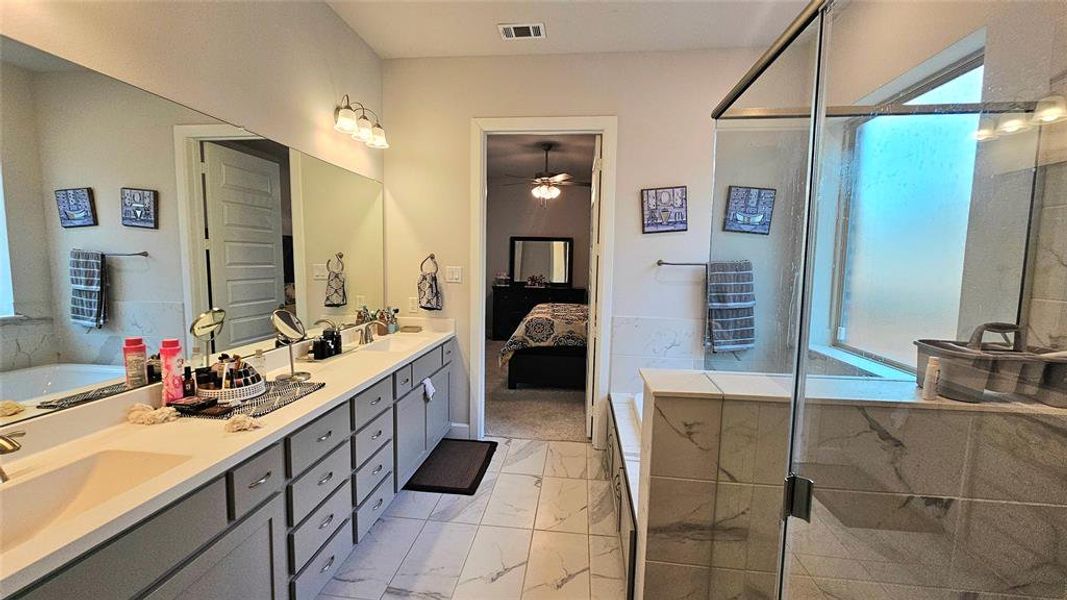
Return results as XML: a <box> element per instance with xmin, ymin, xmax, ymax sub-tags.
<box><xmin>318</xmin><ymin>437</ymin><xmax>626</xmax><ymax>600</ymax></box>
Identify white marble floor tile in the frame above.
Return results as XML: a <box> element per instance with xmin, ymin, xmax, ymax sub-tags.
<box><xmin>502</xmin><ymin>439</ymin><xmax>549</xmax><ymax>475</ymax></box>
<box><xmin>535</xmin><ymin>477</ymin><xmax>589</xmax><ymax>534</ymax></box>
<box><xmin>431</xmin><ymin>472</ymin><xmax>498</xmax><ymax>524</ymax></box>
<box><xmin>589</xmin><ymin>535</ymin><xmax>626</xmax><ymax>600</ymax></box>
<box><xmin>587</xmin><ymin>480</ymin><xmax>617</xmax><ymax>537</ymax></box>
<box><xmin>587</xmin><ymin>446</ymin><xmax>609</xmax><ymax>481</ymax></box>
<box><xmin>486</xmin><ymin>436</ymin><xmax>512</xmax><ymax>473</ymax></box>
<box><xmin>545</xmin><ymin>441</ymin><xmax>589</xmax><ymax>479</ymax></box>
<box><xmin>320</xmin><ymin>516</ymin><xmax>425</xmax><ymax>599</ymax></box>
<box><xmin>384</xmin><ymin>489</ymin><xmax>442</xmax><ymax>520</ymax></box>
<box><xmin>453</xmin><ymin>525</ymin><xmax>533</xmax><ymax>600</ymax></box>
<box><xmin>522</xmin><ymin>530</ymin><xmax>591</xmax><ymax>600</ymax></box>
<box><xmin>483</xmin><ymin>473</ymin><xmax>543</xmax><ymax>529</ymax></box>
<box><xmin>384</xmin><ymin>520</ymin><xmax>479</xmax><ymax>599</ymax></box>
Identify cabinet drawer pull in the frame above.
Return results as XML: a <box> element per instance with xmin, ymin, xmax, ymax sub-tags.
<box><xmin>370</xmin><ymin>396</ymin><xmax>382</xmax><ymax>406</ymax></box>
<box><xmin>317</xmin><ymin>430</ymin><xmax>333</xmax><ymax>443</ymax></box>
<box><xmin>372</xmin><ymin>464</ymin><xmax>383</xmax><ymax>475</ymax></box>
<box><xmin>401</xmin><ymin>377</ymin><xmax>410</xmax><ymax>385</ymax></box>
<box><xmin>319</xmin><ymin>513</ymin><xmax>335</xmax><ymax>530</ymax></box>
<box><xmin>373</xmin><ymin>497</ymin><xmax>384</xmax><ymax>511</ymax></box>
<box><xmin>248</xmin><ymin>471</ymin><xmax>272</xmax><ymax>489</ymax></box>
<box><xmin>371</xmin><ymin>429</ymin><xmax>383</xmax><ymax>440</ymax></box>
<box><xmin>320</xmin><ymin>555</ymin><xmax>336</xmax><ymax>573</ymax></box>
<box><xmin>317</xmin><ymin>471</ymin><xmax>335</xmax><ymax>486</ymax></box>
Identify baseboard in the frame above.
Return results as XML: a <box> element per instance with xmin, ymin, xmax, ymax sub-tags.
<box><xmin>447</xmin><ymin>422</ymin><xmax>471</xmax><ymax>439</ymax></box>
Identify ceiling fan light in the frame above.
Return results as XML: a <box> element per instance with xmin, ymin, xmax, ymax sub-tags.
<box><xmin>1032</xmin><ymin>95</ymin><xmax>1067</xmax><ymax>124</ymax></box>
<box><xmin>334</xmin><ymin>106</ymin><xmax>358</xmax><ymax>134</ymax></box>
<box><xmin>547</xmin><ymin>185</ymin><xmax>561</xmax><ymax>199</ymax></box>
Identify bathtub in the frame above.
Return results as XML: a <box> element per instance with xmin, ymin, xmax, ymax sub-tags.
<box><xmin>0</xmin><ymin>363</ymin><xmax>125</xmax><ymax>404</ymax></box>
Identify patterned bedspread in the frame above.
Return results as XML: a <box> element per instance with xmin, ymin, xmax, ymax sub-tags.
<box><xmin>500</xmin><ymin>303</ymin><xmax>588</xmax><ymax>365</ymax></box>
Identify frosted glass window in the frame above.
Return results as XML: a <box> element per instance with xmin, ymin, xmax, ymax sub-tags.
<box><xmin>0</xmin><ymin>168</ymin><xmax>14</xmax><ymax>316</ymax></box>
<box><xmin>837</xmin><ymin>66</ymin><xmax>983</xmax><ymax>367</ymax></box>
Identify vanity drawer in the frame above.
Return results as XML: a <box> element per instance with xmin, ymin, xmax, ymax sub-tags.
<box><xmin>393</xmin><ymin>364</ymin><xmax>414</xmax><ymax>398</ymax></box>
<box><xmin>353</xmin><ymin>407</ymin><xmax>392</xmax><ymax>466</ymax></box>
<box><xmin>441</xmin><ymin>339</ymin><xmax>456</xmax><ymax>365</ymax></box>
<box><xmin>352</xmin><ymin>377</ymin><xmax>392</xmax><ymax>431</ymax></box>
<box><xmin>354</xmin><ymin>475</ymin><xmax>395</xmax><ymax>542</ymax></box>
<box><xmin>229</xmin><ymin>443</ymin><xmax>286</xmax><ymax>521</ymax></box>
<box><xmin>290</xmin><ymin>478</ymin><xmax>352</xmax><ymax>575</ymax></box>
<box><xmin>287</xmin><ymin>403</ymin><xmax>350</xmax><ymax>478</ymax></box>
<box><xmin>411</xmin><ymin>347</ymin><xmax>443</xmax><ymax>384</ymax></box>
<box><xmin>354</xmin><ymin>438</ymin><xmax>393</xmax><ymax>506</ymax></box>
<box><xmin>291</xmin><ymin>517</ymin><xmax>353</xmax><ymax>600</ymax></box>
<box><xmin>288</xmin><ymin>439</ymin><xmax>351</xmax><ymax>526</ymax></box>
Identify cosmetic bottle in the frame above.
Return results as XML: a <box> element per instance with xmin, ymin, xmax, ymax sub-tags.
<box><xmin>182</xmin><ymin>366</ymin><xmax>196</xmax><ymax>398</ymax></box>
<box><xmin>160</xmin><ymin>338</ymin><xmax>185</xmax><ymax>405</ymax></box>
<box><xmin>123</xmin><ymin>337</ymin><xmax>148</xmax><ymax>388</ymax></box>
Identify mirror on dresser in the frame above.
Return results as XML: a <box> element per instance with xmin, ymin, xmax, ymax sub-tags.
<box><xmin>0</xmin><ymin>36</ymin><xmax>384</xmax><ymax>426</ymax></box>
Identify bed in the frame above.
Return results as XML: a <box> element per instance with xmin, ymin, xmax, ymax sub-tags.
<box><xmin>499</xmin><ymin>303</ymin><xmax>588</xmax><ymax>389</ymax></box>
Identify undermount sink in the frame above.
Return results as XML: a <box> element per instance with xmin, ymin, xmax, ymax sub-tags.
<box><xmin>359</xmin><ymin>335</ymin><xmax>423</xmax><ymax>354</ymax></box>
<box><xmin>0</xmin><ymin>450</ymin><xmax>191</xmax><ymax>550</ymax></box>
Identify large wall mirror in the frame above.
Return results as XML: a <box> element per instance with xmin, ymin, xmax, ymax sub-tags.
<box><xmin>0</xmin><ymin>37</ymin><xmax>384</xmax><ymax>426</ymax></box>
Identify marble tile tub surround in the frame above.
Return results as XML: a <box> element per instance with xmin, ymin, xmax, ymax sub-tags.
<box><xmin>0</xmin><ymin>327</ymin><xmax>455</xmax><ymax>596</ymax></box>
<box><xmin>636</xmin><ymin>368</ymin><xmax>1067</xmax><ymax>600</ymax></box>
<box><xmin>318</xmin><ymin>437</ymin><xmax>626</xmax><ymax>600</ymax></box>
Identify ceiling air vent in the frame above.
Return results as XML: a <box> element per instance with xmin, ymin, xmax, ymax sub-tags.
<box><xmin>498</xmin><ymin>23</ymin><xmax>545</xmax><ymax>41</ymax></box>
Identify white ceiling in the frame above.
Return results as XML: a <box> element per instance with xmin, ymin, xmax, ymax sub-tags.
<box><xmin>328</xmin><ymin>1</ymin><xmax>806</xmax><ymax>59</ymax></box>
<box><xmin>487</xmin><ymin>134</ymin><xmax>597</xmax><ymax>182</ymax></box>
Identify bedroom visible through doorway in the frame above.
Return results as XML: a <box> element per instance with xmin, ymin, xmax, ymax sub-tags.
<box><xmin>484</xmin><ymin>134</ymin><xmax>598</xmax><ymax>442</ymax></box>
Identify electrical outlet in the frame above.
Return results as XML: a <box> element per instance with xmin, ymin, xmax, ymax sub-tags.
<box><xmin>445</xmin><ymin>266</ymin><xmax>462</xmax><ymax>283</ymax></box>
<box><xmin>312</xmin><ymin>263</ymin><xmax>328</xmax><ymax>281</ymax></box>
<box><xmin>408</xmin><ymin>296</ymin><xmax>419</xmax><ymax>313</ymax></box>
<box><xmin>355</xmin><ymin>295</ymin><xmax>366</xmax><ymax>306</ymax></box>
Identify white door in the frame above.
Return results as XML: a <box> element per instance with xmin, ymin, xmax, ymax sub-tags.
<box><xmin>202</xmin><ymin>142</ymin><xmax>284</xmax><ymax>350</ymax></box>
<box><xmin>585</xmin><ymin>135</ymin><xmax>604</xmax><ymax>438</ymax></box>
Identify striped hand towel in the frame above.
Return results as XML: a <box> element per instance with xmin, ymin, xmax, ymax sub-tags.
<box><xmin>70</xmin><ymin>249</ymin><xmax>108</xmax><ymax>328</ymax></box>
<box><xmin>706</xmin><ymin>260</ymin><xmax>755</xmax><ymax>352</ymax></box>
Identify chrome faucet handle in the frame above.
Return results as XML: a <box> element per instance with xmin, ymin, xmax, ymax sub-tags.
<box><xmin>0</xmin><ymin>431</ymin><xmax>26</xmax><ymax>454</ymax></box>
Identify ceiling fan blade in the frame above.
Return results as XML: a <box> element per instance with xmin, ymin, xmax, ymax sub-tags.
<box><xmin>549</xmin><ymin>173</ymin><xmax>573</xmax><ymax>183</ymax></box>
<box><xmin>558</xmin><ymin>181</ymin><xmax>592</xmax><ymax>187</ymax></box>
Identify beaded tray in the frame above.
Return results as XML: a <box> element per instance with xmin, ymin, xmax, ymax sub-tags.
<box><xmin>182</xmin><ymin>381</ymin><xmax>325</xmax><ymax>420</ymax></box>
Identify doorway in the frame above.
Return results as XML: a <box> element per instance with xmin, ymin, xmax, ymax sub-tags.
<box><xmin>468</xmin><ymin>116</ymin><xmax>618</xmax><ymax>443</ymax></box>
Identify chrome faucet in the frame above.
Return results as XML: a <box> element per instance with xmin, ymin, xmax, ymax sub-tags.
<box><xmin>314</xmin><ymin>318</ymin><xmax>339</xmax><ymax>332</ymax></box>
<box><xmin>0</xmin><ymin>431</ymin><xmax>26</xmax><ymax>483</ymax></box>
<box><xmin>359</xmin><ymin>320</ymin><xmax>388</xmax><ymax>345</ymax></box>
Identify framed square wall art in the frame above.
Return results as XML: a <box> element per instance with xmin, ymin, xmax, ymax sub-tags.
<box><xmin>121</xmin><ymin>188</ymin><xmax>159</xmax><ymax>229</ymax></box>
<box><xmin>54</xmin><ymin>188</ymin><xmax>97</xmax><ymax>228</ymax></box>
<box><xmin>641</xmin><ymin>186</ymin><xmax>687</xmax><ymax>234</ymax></box>
<box><xmin>724</xmin><ymin>185</ymin><xmax>775</xmax><ymax>235</ymax></box>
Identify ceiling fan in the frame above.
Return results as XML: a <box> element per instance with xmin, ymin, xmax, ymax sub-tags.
<box><xmin>503</xmin><ymin>142</ymin><xmax>592</xmax><ymax>202</ymax></box>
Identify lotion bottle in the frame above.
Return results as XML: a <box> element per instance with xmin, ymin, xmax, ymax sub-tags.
<box><xmin>123</xmin><ymin>337</ymin><xmax>148</xmax><ymax>388</ymax></box>
<box><xmin>160</xmin><ymin>338</ymin><xmax>185</xmax><ymax>405</ymax></box>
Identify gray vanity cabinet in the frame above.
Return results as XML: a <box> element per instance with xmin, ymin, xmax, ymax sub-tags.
<box><xmin>145</xmin><ymin>494</ymin><xmax>288</xmax><ymax>600</ymax></box>
<box><xmin>393</xmin><ymin>344</ymin><xmax>453</xmax><ymax>490</ymax></box>
<box><xmin>426</xmin><ymin>367</ymin><xmax>450</xmax><ymax>451</ymax></box>
<box><xmin>394</xmin><ymin>385</ymin><xmax>426</xmax><ymax>488</ymax></box>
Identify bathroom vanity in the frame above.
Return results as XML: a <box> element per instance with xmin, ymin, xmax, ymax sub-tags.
<box><xmin>0</xmin><ymin>330</ymin><xmax>455</xmax><ymax>600</ymax></box>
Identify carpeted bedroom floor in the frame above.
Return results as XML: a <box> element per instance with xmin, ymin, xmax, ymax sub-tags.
<box><xmin>484</xmin><ymin>340</ymin><xmax>588</xmax><ymax>442</ymax></box>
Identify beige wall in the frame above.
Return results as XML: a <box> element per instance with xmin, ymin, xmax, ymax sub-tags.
<box><xmin>0</xmin><ymin>1</ymin><xmax>383</xmax><ymax>182</ymax></box>
<box><xmin>293</xmin><ymin>151</ymin><xmax>385</xmax><ymax>327</ymax></box>
<box><xmin>382</xmin><ymin>49</ymin><xmax>761</xmax><ymax>417</ymax></box>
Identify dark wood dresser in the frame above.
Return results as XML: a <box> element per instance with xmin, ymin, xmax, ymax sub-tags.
<box><xmin>490</xmin><ymin>285</ymin><xmax>588</xmax><ymax>340</ymax></box>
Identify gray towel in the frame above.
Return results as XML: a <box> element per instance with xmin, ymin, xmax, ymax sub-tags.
<box><xmin>70</xmin><ymin>249</ymin><xmax>108</xmax><ymax>328</ymax></box>
<box><xmin>706</xmin><ymin>260</ymin><xmax>754</xmax><ymax>352</ymax></box>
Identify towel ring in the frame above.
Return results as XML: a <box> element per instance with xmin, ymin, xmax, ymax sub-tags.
<box><xmin>327</xmin><ymin>252</ymin><xmax>344</xmax><ymax>273</ymax></box>
<box><xmin>420</xmin><ymin>253</ymin><xmax>438</xmax><ymax>274</ymax></box>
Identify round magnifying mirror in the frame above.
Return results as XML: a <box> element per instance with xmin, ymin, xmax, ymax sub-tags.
<box><xmin>271</xmin><ymin>309</ymin><xmax>311</xmax><ymax>382</ymax></box>
<box><xmin>189</xmin><ymin>308</ymin><xmax>226</xmax><ymax>367</ymax></box>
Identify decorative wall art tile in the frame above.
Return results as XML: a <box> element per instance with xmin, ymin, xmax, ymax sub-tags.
<box><xmin>724</xmin><ymin>186</ymin><xmax>775</xmax><ymax>235</ymax></box>
<box><xmin>54</xmin><ymin>188</ymin><xmax>97</xmax><ymax>228</ymax></box>
<box><xmin>642</xmin><ymin>186</ymin><xmax>688</xmax><ymax>234</ymax></box>
<box><xmin>120</xmin><ymin>188</ymin><xmax>158</xmax><ymax>229</ymax></box>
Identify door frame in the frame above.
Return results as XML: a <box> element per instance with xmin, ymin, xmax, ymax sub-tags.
<box><xmin>173</xmin><ymin>124</ymin><xmax>262</xmax><ymax>352</ymax></box>
<box><xmin>468</xmin><ymin>116</ymin><xmax>618</xmax><ymax>441</ymax></box>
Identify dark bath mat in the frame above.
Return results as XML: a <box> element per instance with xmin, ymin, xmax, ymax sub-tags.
<box><xmin>404</xmin><ymin>439</ymin><xmax>497</xmax><ymax>495</ymax></box>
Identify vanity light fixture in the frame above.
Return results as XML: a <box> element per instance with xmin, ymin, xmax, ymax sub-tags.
<box><xmin>973</xmin><ymin>116</ymin><xmax>998</xmax><ymax>141</ymax></box>
<box><xmin>334</xmin><ymin>94</ymin><xmax>388</xmax><ymax>149</ymax></box>
<box><xmin>1032</xmin><ymin>95</ymin><xmax>1067</xmax><ymax>125</ymax></box>
<box><xmin>994</xmin><ymin>113</ymin><xmax>1031</xmax><ymax>136</ymax></box>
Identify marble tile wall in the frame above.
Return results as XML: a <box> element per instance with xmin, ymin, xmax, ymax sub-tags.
<box><xmin>1028</xmin><ymin>160</ymin><xmax>1067</xmax><ymax>351</ymax></box>
<box><xmin>640</xmin><ymin>392</ymin><xmax>1067</xmax><ymax>600</ymax></box>
<box><xmin>0</xmin><ymin>316</ymin><xmax>58</xmax><ymax>371</ymax></box>
<box><xmin>610</xmin><ymin>316</ymin><xmax>705</xmax><ymax>393</ymax></box>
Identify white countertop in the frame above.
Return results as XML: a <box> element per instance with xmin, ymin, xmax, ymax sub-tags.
<box><xmin>0</xmin><ymin>329</ymin><xmax>454</xmax><ymax>597</ymax></box>
<box><xmin>640</xmin><ymin>368</ymin><xmax>1066</xmax><ymax>416</ymax></box>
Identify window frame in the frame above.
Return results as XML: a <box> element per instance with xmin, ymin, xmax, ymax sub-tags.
<box><xmin>829</xmin><ymin>53</ymin><xmax>985</xmax><ymax>372</ymax></box>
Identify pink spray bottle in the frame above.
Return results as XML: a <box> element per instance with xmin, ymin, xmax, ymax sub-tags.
<box><xmin>159</xmin><ymin>338</ymin><xmax>185</xmax><ymax>405</ymax></box>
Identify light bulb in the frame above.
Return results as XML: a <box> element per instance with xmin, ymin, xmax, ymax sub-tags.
<box><xmin>532</xmin><ymin>185</ymin><xmax>547</xmax><ymax>199</ymax></box>
<box><xmin>366</xmin><ymin>124</ymin><xmax>389</xmax><ymax>149</ymax></box>
<box><xmin>973</xmin><ymin>116</ymin><xmax>997</xmax><ymax>141</ymax></box>
<box><xmin>996</xmin><ymin>113</ymin><xmax>1031</xmax><ymax>135</ymax></box>
<box><xmin>353</xmin><ymin>114</ymin><xmax>374</xmax><ymax>141</ymax></box>
<box><xmin>334</xmin><ymin>106</ymin><xmax>358</xmax><ymax>134</ymax></box>
<box><xmin>547</xmin><ymin>185</ymin><xmax>561</xmax><ymax>199</ymax></box>
<box><xmin>1033</xmin><ymin>95</ymin><xmax>1067</xmax><ymax>124</ymax></box>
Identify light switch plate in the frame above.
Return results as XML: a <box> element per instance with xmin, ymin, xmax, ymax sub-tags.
<box><xmin>355</xmin><ymin>295</ymin><xmax>366</xmax><ymax>306</ymax></box>
<box><xmin>408</xmin><ymin>296</ymin><xmax>419</xmax><ymax>313</ymax></box>
<box><xmin>445</xmin><ymin>266</ymin><xmax>462</xmax><ymax>283</ymax></box>
<box><xmin>312</xmin><ymin>263</ymin><xmax>328</xmax><ymax>281</ymax></box>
